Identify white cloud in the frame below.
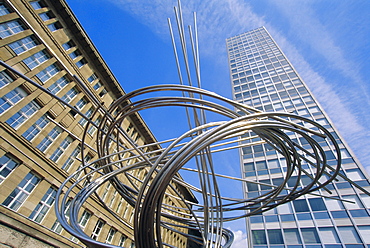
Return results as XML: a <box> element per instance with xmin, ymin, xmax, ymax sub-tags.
<box><xmin>269</xmin><ymin>0</ymin><xmax>369</xmax><ymax>104</ymax></box>
<box><xmin>230</xmin><ymin>229</ymin><xmax>248</xmax><ymax>248</ymax></box>
<box><xmin>283</xmin><ymin>8</ymin><xmax>368</xmax><ymax>84</ymax></box>
<box><xmin>269</xmin><ymin>29</ymin><xmax>364</xmax><ymax>133</ymax></box>
<box><xmin>106</xmin><ymin>0</ymin><xmax>264</xmax><ymax>56</ymax></box>
<box><xmin>105</xmin><ymin>0</ymin><xmax>370</xmax><ymax>167</ymax></box>
<box><xmin>266</xmin><ymin>1</ymin><xmax>370</xmax><ymax>167</ymax></box>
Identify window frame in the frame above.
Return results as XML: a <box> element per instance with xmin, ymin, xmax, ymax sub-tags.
<box><xmin>8</xmin><ymin>36</ymin><xmax>38</xmax><ymax>55</ymax></box>
<box><xmin>0</xmin><ymin>20</ymin><xmax>25</xmax><ymax>38</ymax></box>
<box><xmin>36</xmin><ymin>63</ymin><xmax>60</xmax><ymax>83</ymax></box>
<box><xmin>0</xmin><ymin>87</ymin><xmax>27</xmax><ymax>114</ymax></box>
<box><xmin>2</xmin><ymin>172</ymin><xmax>40</xmax><ymax>211</ymax></box>
<box><xmin>91</xmin><ymin>219</ymin><xmax>105</xmax><ymax>240</ymax></box>
<box><xmin>49</xmin><ymin>136</ymin><xmax>73</xmax><ymax>162</ymax></box>
<box><xmin>6</xmin><ymin>100</ymin><xmax>40</xmax><ymax>129</ymax></box>
<box><xmin>29</xmin><ymin>186</ymin><xmax>57</xmax><ymax>223</ymax></box>
<box><xmin>22</xmin><ymin>115</ymin><xmax>50</xmax><ymax>141</ymax></box>
<box><xmin>0</xmin><ymin>154</ymin><xmax>20</xmax><ymax>184</ymax></box>
<box><xmin>36</xmin><ymin>126</ymin><xmax>62</xmax><ymax>152</ymax></box>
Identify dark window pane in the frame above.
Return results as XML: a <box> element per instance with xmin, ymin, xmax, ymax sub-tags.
<box><xmin>268</xmin><ymin>229</ymin><xmax>284</xmax><ymax>244</ymax></box>
<box><xmin>349</xmin><ymin>209</ymin><xmax>368</xmax><ymax>218</ymax></box>
<box><xmin>253</xmin><ymin>230</ymin><xmax>267</xmax><ymax>245</ymax></box>
<box><xmin>309</xmin><ymin>198</ymin><xmax>327</xmax><ymax>211</ymax></box>
<box><xmin>281</xmin><ymin>214</ymin><xmax>295</xmax><ymax>222</ymax></box>
<box><xmin>247</xmin><ymin>182</ymin><xmax>258</xmax><ymax>192</ymax></box>
<box><xmin>301</xmin><ymin>228</ymin><xmax>320</xmax><ymax>244</ymax></box>
<box><xmin>265</xmin><ymin>215</ymin><xmax>279</xmax><ymax>222</ymax></box>
<box><xmin>293</xmin><ymin>199</ymin><xmax>309</xmax><ymax>212</ymax></box>
<box><xmin>331</xmin><ymin>211</ymin><xmax>349</xmax><ymax>219</ymax></box>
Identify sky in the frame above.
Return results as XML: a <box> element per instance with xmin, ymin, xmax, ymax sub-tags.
<box><xmin>65</xmin><ymin>0</ymin><xmax>370</xmax><ymax>247</ymax></box>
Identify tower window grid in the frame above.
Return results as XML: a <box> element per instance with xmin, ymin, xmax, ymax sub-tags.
<box><xmin>227</xmin><ymin>27</ymin><xmax>370</xmax><ymax>247</ymax></box>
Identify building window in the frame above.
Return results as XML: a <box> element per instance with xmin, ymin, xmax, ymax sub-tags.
<box><xmin>91</xmin><ymin>219</ymin><xmax>105</xmax><ymax>240</ymax></box>
<box><xmin>22</xmin><ymin>115</ymin><xmax>50</xmax><ymax>141</ymax></box>
<box><xmin>0</xmin><ymin>87</ymin><xmax>27</xmax><ymax>114</ymax></box>
<box><xmin>119</xmin><ymin>234</ymin><xmax>127</xmax><ymax>246</ymax></box>
<box><xmin>6</xmin><ymin>101</ymin><xmax>40</xmax><ymax>129</ymax></box>
<box><xmin>51</xmin><ymin>199</ymin><xmax>71</xmax><ymax>234</ymax></box>
<box><xmin>338</xmin><ymin>226</ymin><xmax>361</xmax><ymax>244</ymax></box>
<box><xmin>87</xmin><ymin>116</ymin><xmax>100</xmax><ymax>135</ymax></box>
<box><xmin>0</xmin><ymin>3</ymin><xmax>11</xmax><ymax>16</ymax></box>
<box><xmin>75</xmin><ymin>58</ymin><xmax>87</xmax><ymax>68</ymax></box>
<box><xmin>78</xmin><ymin>209</ymin><xmax>91</xmax><ymax>229</ymax></box>
<box><xmin>99</xmin><ymin>88</ymin><xmax>108</xmax><ymax>97</ymax></box>
<box><xmin>69</xmin><ymin>49</ymin><xmax>81</xmax><ymax>60</ymax></box>
<box><xmin>301</xmin><ymin>228</ymin><xmax>320</xmax><ymax>244</ymax></box>
<box><xmin>267</xmin><ymin>229</ymin><xmax>284</xmax><ymax>244</ymax></box>
<box><xmin>2</xmin><ymin>172</ymin><xmax>40</xmax><ymax>211</ymax></box>
<box><xmin>68</xmin><ymin>109</ymin><xmax>77</xmax><ymax>117</ymax></box>
<box><xmin>319</xmin><ymin>227</ymin><xmax>340</xmax><ymax>244</ymax></box>
<box><xmin>115</xmin><ymin>197</ymin><xmax>124</xmax><ymax>214</ymax></box>
<box><xmin>61</xmin><ymin>87</ymin><xmax>78</xmax><ymax>103</ymax></box>
<box><xmin>283</xmin><ymin>229</ymin><xmax>302</xmax><ymax>244</ymax></box>
<box><xmin>342</xmin><ymin>195</ymin><xmax>364</xmax><ymax>209</ymax></box>
<box><xmin>62</xmin><ymin>145</ymin><xmax>80</xmax><ymax>171</ymax></box>
<box><xmin>325</xmin><ymin>198</ymin><xmax>344</xmax><ymax>210</ymax></box>
<box><xmin>30</xmin><ymin>1</ymin><xmax>46</xmax><ymax>10</ymax></box>
<box><xmin>93</xmin><ymin>81</ymin><xmax>102</xmax><ymax>90</ymax></box>
<box><xmin>358</xmin><ymin>226</ymin><xmax>370</xmax><ymax>244</ymax></box>
<box><xmin>101</xmin><ymin>183</ymin><xmax>111</xmax><ymax>201</ymax></box>
<box><xmin>252</xmin><ymin>230</ymin><xmax>267</xmax><ymax>245</ymax></box>
<box><xmin>62</xmin><ymin>40</ymin><xmax>75</xmax><ymax>50</ymax></box>
<box><xmin>47</xmin><ymin>76</ymin><xmax>70</xmax><ymax>94</ymax></box>
<box><xmin>75</xmin><ymin>97</ymin><xmax>87</xmax><ymax>110</ymax></box>
<box><xmin>293</xmin><ymin>199</ymin><xmax>310</xmax><ymax>212</ymax></box>
<box><xmin>0</xmin><ymin>71</ymin><xmax>14</xmax><ymax>88</ymax></box>
<box><xmin>0</xmin><ymin>154</ymin><xmax>19</xmax><ymax>183</ymax></box>
<box><xmin>109</xmin><ymin>191</ymin><xmax>118</xmax><ymax>207</ymax></box>
<box><xmin>308</xmin><ymin>198</ymin><xmax>327</xmax><ymax>211</ymax></box>
<box><xmin>29</xmin><ymin>186</ymin><xmax>57</xmax><ymax>223</ymax></box>
<box><xmin>87</xmin><ymin>73</ymin><xmax>98</xmax><ymax>83</ymax></box>
<box><xmin>73</xmin><ymin>153</ymin><xmax>92</xmax><ymax>179</ymax></box>
<box><xmin>39</xmin><ymin>11</ymin><xmax>54</xmax><ymax>21</ymax></box>
<box><xmin>49</xmin><ymin>136</ymin><xmax>73</xmax><ymax>162</ymax></box>
<box><xmin>36</xmin><ymin>63</ymin><xmax>60</xmax><ymax>83</ymax></box>
<box><xmin>36</xmin><ymin>126</ymin><xmax>62</xmax><ymax>152</ymax></box>
<box><xmin>78</xmin><ymin>107</ymin><xmax>94</xmax><ymax>126</ymax></box>
<box><xmin>0</xmin><ymin>20</ymin><xmax>25</xmax><ymax>38</ymax></box>
<box><xmin>47</xmin><ymin>22</ymin><xmax>62</xmax><ymax>32</ymax></box>
<box><xmin>318</xmin><ymin>227</ymin><xmax>340</xmax><ymax>244</ymax></box>
<box><xmin>106</xmin><ymin>228</ymin><xmax>116</xmax><ymax>244</ymax></box>
<box><xmin>8</xmin><ymin>36</ymin><xmax>38</xmax><ymax>55</ymax></box>
<box><xmin>23</xmin><ymin>50</ymin><xmax>50</xmax><ymax>69</ymax></box>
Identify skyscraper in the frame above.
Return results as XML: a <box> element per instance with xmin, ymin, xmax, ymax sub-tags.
<box><xmin>0</xmin><ymin>1</ymin><xmax>192</xmax><ymax>247</ymax></box>
<box><xmin>226</xmin><ymin>27</ymin><xmax>370</xmax><ymax>248</ymax></box>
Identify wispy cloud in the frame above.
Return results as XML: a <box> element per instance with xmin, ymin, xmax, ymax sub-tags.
<box><xmin>230</xmin><ymin>229</ymin><xmax>248</xmax><ymax>248</ymax></box>
<box><xmin>278</xmin><ymin>37</ymin><xmax>370</xmax><ymax>168</ymax></box>
<box><xmin>266</xmin><ymin>0</ymin><xmax>370</xmax><ymax>168</ymax></box>
<box><xmin>104</xmin><ymin>0</ymin><xmax>370</xmax><ymax>240</ymax></box>
<box><xmin>107</xmin><ymin>0</ymin><xmax>370</xmax><ymax>167</ymax></box>
<box><xmin>269</xmin><ymin>0</ymin><xmax>370</xmax><ymax>107</ymax></box>
<box><xmin>107</xmin><ymin>0</ymin><xmax>264</xmax><ymax>58</ymax></box>
<box><xmin>270</xmin><ymin>2</ymin><xmax>360</xmax><ymax>76</ymax></box>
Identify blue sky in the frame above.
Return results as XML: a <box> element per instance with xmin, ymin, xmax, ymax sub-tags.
<box><xmin>66</xmin><ymin>0</ymin><xmax>370</xmax><ymax>246</ymax></box>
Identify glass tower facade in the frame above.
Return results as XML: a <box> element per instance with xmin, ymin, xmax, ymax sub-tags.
<box><xmin>226</xmin><ymin>27</ymin><xmax>370</xmax><ymax>248</ymax></box>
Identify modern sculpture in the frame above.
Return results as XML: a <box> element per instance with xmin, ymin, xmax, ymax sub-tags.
<box><xmin>1</xmin><ymin>1</ymin><xmax>368</xmax><ymax>247</ymax></box>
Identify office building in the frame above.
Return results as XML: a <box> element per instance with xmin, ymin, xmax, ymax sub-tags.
<box><xmin>226</xmin><ymin>27</ymin><xmax>370</xmax><ymax>248</ymax></box>
<box><xmin>0</xmin><ymin>0</ymin><xmax>192</xmax><ymax>247</ymax></box>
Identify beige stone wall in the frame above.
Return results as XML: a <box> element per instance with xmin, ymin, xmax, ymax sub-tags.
<box><xmin>0</xmin><ymin>0</ymin><xmax>192</xmax><ymax>247</ymax></box>
<box><xmin>0</xmin><ymin>208</ymin><xmax>79</xmax><ymax>247</ymax></box>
